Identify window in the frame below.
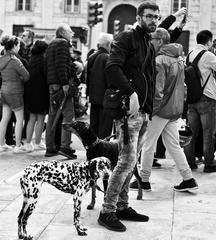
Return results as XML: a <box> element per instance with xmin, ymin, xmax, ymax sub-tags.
<box><xmin>16</xmin><ymin>0</ymin><xmax>32</xmax><ymax>11</ymax></box>
<box><xmin>65</xmin><ymin>0</ymin><xmax>80</xmax><ymax>13</ymax></box>
<box><xmin>172</xmin><ymin>0</ymin><xmax>188</xmax><ymax>13</ymax></box>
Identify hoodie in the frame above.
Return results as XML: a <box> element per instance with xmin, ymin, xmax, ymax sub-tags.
<box><xmin>153</xmin><ymin>43</ymin><xmax>185</xmax><ymax>119</ymax></box>
<box><xmin>0</xmin><ymin>51</ymin><xmax>29</xmax><ymax>94</ymax></box>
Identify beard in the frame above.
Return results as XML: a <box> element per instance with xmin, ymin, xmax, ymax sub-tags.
<box><xmin>141</xmin><ymin>21</ymin><xmax>157</xmax><ymax>33</ymax></box>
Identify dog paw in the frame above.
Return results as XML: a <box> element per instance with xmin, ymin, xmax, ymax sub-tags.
<box><xmin>137</xmin><ymin>195</ymin><xmax>143</xmax><ymax>200</ymax></box>
<box><xmin>23</xmin><ymin>235</ymin><xmax>33</xmax><ymax>240</ymax></box>
<box><xmin>18</xmin><ymin>234</ymin><xmax>24</xmax><ymax>239</ymax></box>
<box><xmin>78</xmin><ymin>227</ymin><xmax>87</xmax><ymax>236</ymax></box>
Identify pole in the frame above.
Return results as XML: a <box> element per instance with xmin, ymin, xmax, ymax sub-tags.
<box><xmin>88</xmin><ymin>25</ymin><xmax>93</xmax><ymax>50</ymax></box>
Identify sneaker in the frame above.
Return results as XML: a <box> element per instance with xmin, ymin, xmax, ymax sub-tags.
<box><xmin>152</xmin><ymin>159</ymin><xmax>162</xmax><ymax>168</ymax></box>
<box><xmin>45</xmin><ymin>149</ymin><xmax>59</xmax><ymax>157</ymax></box>
<box><xmin>13</xmin><ymin>145</ymin><xmax>28</xmax><ymax>154</ymax></box>
<box><xmin>188</xmin><ymin>162</ymin><xmax>198</xmax><ymax>170</ymax></box>
<box><xmin>116</xmin><ymin>207</ymin><xmax>149</xmax><ymax>222</ymax></box>
<box><xmin>203</xmin><ymin>165</ymin><xmax>216</xmax><ymax>173</ymax></box>
<box><xmin>174</xmin><ymin>178</ymin><xmax>198</xmax><ymax>192</ymax></box>
<box><xmin>24</xmin><ymin>143</ymin><xmax>34</xmax><ymax>152</ymax></box>
<box><xmin>0</xmin><ymin>144</ymin><xmax>13</xmax><ymax>152</ymax></box>
<box><xmin>98</xmin><ymin>211</ymin><xmax>126</xmax><ymax>232</ymax></box>
<box><xmin>34</xmin><ymin>142</ymin><xmax>46</xmax><ymax>151</ymax></box>
<box><xmin>5</xmin><ymin>139</ymin><xmax>16</xmax><ymax>146</ymax></box>
<box><xmin>129</xmin><ymin>180</ymin><xmax>151</xmax><ymax>192</ymax></box>
<box><xmin>59</xmin><ymin>147</ymin><xmax>77</xmax><ymax>159</ymax></box>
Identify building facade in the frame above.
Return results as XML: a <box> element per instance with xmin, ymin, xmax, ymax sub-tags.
<box><xmin>0</xmin><ymin>0</ymin><xmax>216</xmax><ymax>59</ymax></box>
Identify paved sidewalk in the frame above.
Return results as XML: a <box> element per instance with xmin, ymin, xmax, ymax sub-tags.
<box><xmin>0</xmin><ymin>142</ymin><xmax>216</xmax><ymax>240</ymax></box>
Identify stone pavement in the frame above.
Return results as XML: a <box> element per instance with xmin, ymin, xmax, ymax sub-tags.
<box><xmin>0</xmin><ymin>136</ymin><xmax>216</xmax><ymax>240</ymax></box>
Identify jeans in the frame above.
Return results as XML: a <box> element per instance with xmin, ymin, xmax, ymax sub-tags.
<box><xmin>140</xmin><ymin>115</ymin><xmax>193</xmax><ymax>182</ymax></box>
<box><xmin>184</xmin><ymin>95</ymin><xmax>216</xmax><ymax>166</ymax></box>
<box><xmin>46</xmin><ymin>85</ymin><xmax>74</xmax><ymax>151</ymax></box>
<box><xmin>102</xmin><ymin>112</ymin><xmax>148</xmax><ymax>213</ymax></box>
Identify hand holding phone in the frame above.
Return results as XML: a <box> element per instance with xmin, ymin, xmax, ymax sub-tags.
<box><xmin>182</xmin><ymin>14</ymin><xmax>187</xmax><ymax>24</ymax></box>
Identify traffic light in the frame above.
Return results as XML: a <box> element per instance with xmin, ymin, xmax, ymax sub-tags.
<box><xmin>113</xmin><ymin>20</ymin><xmax>120</xmax><ymax>35</ymax></box>
<box><xmin>88</xmin><ymin>1</ymin><xmax>103</xmax><ymax>27</ymax></box>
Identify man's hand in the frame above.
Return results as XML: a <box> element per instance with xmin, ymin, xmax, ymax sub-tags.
<box><xmin>62</xmin><ymin>84</ymin><xmax>69</xmax><ymax>96</ymax></box>
<box><xmin>128</xmin><ymin>92</ymin><xmax>140</xmax><ymax>117</ymax></box>
<box><xmin>173</xmin><ymin>7</ymin><xmax>187</xmax><ymax>18</ymax></box>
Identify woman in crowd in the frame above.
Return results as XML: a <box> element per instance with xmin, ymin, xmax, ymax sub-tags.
<box><xmin>0</xmin><ymin>35</ymin><xmax>29</xmax><ymax>153</ymax></box>
<box><xmin>24</xmin><ymin>40</ymin><xmax>49</xmax><ymax>152</ymax></box>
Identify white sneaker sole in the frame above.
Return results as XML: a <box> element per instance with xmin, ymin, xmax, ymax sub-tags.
<box><xmin>174</xmin><ymin>186</ymin><xmax>198</xmax><ymax>192</ymax></box>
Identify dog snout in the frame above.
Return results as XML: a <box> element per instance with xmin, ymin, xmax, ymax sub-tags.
<box><xmin>103</xmin><ymin>172</ymin><xmax>110</xmax><ymax>180</ymax></box>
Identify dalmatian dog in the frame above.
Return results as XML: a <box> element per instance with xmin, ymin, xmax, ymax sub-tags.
<box><xmin>62</xmin><ymin>120</ymin><xmax>143</xmax><ymax>209</ymax></box>
<box><xmin>18</xmin><ymin>157</ymin><xmax>111</xmax><ymax>239</ymax></box>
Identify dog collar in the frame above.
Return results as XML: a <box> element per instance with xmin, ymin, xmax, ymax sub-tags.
<box><xmin>85</xmin><ymin>137</ymin><xmax>100</xmax><ymax>149</ymax></box>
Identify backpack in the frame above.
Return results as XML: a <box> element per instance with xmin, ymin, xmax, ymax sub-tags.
<box><xmin>185</xmin><ymin>50</ymin><xmax>210</xmax><ymax>104</ymax></box>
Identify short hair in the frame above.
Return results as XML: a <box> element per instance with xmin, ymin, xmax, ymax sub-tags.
<box><xmin>152</xmin><ymin>28</ymin><xmax>170</xmax><ymax>44</ymax></box>
<box><xmin>97</xmin><ymin>33</ymin><xmax>113</xmax><ymax>47</ymax></box>
<box><xmin>137</xmin><ymin>1</ymin><xmax>160</xmax><ymax>16</ymax></box>
<box><xmin>25</xmin><ymin>30</ymin><xmax>35</xmax><ymax>41</ymax></box>
<box><xmin>56</xmin><ymin>23</ymin><xmax>71</xmax><ymax>38</ymax></box>
<box><xmin>31</xmin><ymin>40</ymin><xmax>48</xmax><ymax>55</ymax></box>
<box><xmin>196</xmin><ymin>30</ymin><xmax>213</xmax><ymax>44</ymax></box>
<box><xmin>1</xmin><ymin>35</ymin><xmax>19</xmax><ymax>51</ymax></box>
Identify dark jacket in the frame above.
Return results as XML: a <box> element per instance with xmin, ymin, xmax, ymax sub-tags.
<box><xmin>159</xmin><ymin>15</ymin><xmax>183</xmax><ymax>43</ymax></box>
<box><xmin>25</xmin><ymin>53</ymin><xmax>49</xmax><ymax>114</ymax></box>
<box><xmin>86</xmin><ymin>47</ymin><xmax>109</xmax><ymax>105</ymax></box>
<box><xmin>46</xmin><ymin>37</ymin><xmax>72</xmax><ymax>86</ymax></box>
<box><xmin>105</xmin><ymin>25</ymin><xmax>156</xmax><ymax>115</ymax></box>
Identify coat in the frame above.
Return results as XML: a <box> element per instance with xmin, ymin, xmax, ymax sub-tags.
<box><xmin>153</xmin><ymin>43</ymin><xmax>185</xmax><ymax>119</ymax></box>
<box><xmin>86</xmin><ymin>47</ymin><xmax>109</xmax><ymax>105</ymax></box>
<box><xmin>105</xmin><ymin>25</ymin><xmax>156</xmax><ymax>115</ymax></box>
<box><xmin>25</xmin><ymin>54</ymin><xmax>49</xmax><ymax>114</ymax></box>
<box><xmin>0</xmin><ymin>51</ymin><xmax>29</xmax><ymax>94</ymax></box>
<box><xmin>46</xmin><ymin>37</ymin><xmax>72</xmax><ymax>86</ymax></box>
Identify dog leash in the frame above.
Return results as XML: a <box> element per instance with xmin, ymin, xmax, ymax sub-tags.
<box><xmin>95</xmin><ymin>184</ymin><xmax>106</xmax><ymax>194</ymax></box>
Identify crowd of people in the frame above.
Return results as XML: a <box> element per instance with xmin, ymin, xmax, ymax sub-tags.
<box><xmin>1</xmin><ymin>0</ymin><xmax>216</xmax><ymax>234</ymax></box>
<box><xmin>0</xmin><ymin>26</ymin><xmax>86</xmax><ymax>158</ymax></box>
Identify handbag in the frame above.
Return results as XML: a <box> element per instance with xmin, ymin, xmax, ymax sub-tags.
<box><xmin>103</xmin><ymin>89</ymin><xmax>124</xmax><ymax>119</ymax></box>
<box><xmin>103</xmin><ymin>89</ymin><xmax>130</xmax><ymax>144</ymax></box>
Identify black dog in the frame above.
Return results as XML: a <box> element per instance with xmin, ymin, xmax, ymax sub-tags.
<box><xmin>17</xmin><ymin>157</ymin><xmax>111</xmax><ymax>239</ymax></box>
<box><xmin>63</xmin><ymin>121</ymin><xmax>143</xmax><ymax>209</ymax></box>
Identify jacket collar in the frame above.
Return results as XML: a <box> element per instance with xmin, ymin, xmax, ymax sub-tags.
<box><xmin>135</xmin><ymin>25</ymin><xmax>152</xmax><ymax>41</ymax></box>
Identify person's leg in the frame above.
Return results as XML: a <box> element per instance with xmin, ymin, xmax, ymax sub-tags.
<box><xmin>89</xmin><ymin>104</ymin><xmax>101</xmax><ymax>136</ymax></box>
<box><xmin>118</xmin><ymin>112</ymin><xmax>149</xmax><ymax>202</ymax></box>
<box><xmin>162</xmin><ymin>120</ymin><xmax>193</xmax><ymax>180</ymax></box>
<box><xmin>61</xmin><ymin>97</ymin><xmax>73</xmax><ymax>149</ymax></box>
<box><xmin>199</xmin><ymin>98</ymin><xmax>216</xmax><ymax>169</ymax></box>
<box><xmin>102</xmin><ymin>112</ymin><xmax>145</xmax><ymax>213</ymax></box>
<box><xmin>98</xmin><ymin>109</ymin><xmax>114</xmax><ymax>139</ymax></box>
<box><xmin>59</xmin><ymin>97</ymin><xmax>76</xmax><ymax>159</ymax></box>
<box><xmin>5</xmin><ymin>113</ymin><xmax>15</xmax><ymax>145</ymax></box>
<box><xmin>155</xmin><ymin>135</ymin><xmax>166</xmax><ymax>158</ymax></box>
<box><xmin>55</xmin><ymin>114</ymin><xmax>63</xmax><ymax>151</ymax></box>
<box><xmin>0</xmin><ymin>104</ymin><xmax>12</xmax><ymax>145</ymax></box>
<box><xmin>139</xmin><ymin>116</ymin><xmax>168</xmax><ymax>182</ymax></box>
<box><xmin>34</xmin><ymin>114</ymin><xmax>46</xmax><ymax>145</ymax></box>
<box><xmin>184</xmin><ymin>104</ymin><xmax>200</xmax><ymax>166</ymax></box>
<box><xmin>14</xmin><ymin>108</ymin><xmax>24</xmax><ymax>147</ymax></box>
<box><xmin>195</xmin><ymin>124</ymin><xmax>203</xmax><ymax>159</ymax></box>
<box><xmin>45</xmin><ymin>94</ymin><xmax>58</xmax><ymax>153</ymax></box>
<box><xmin>26</xmin><ymin>113</ymin><xmax>37</xmax><ymax>143</ymax></box>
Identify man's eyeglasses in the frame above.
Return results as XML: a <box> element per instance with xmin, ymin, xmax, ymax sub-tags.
<box><xmin>142</xmin><ymin>14</ymin><xmax>161</xmax><ymax>21</ymax></box>
<box><xmin>151</xmin><ymin>37</ymin><xmax>161</xmax><ymax>40</ymax></box>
